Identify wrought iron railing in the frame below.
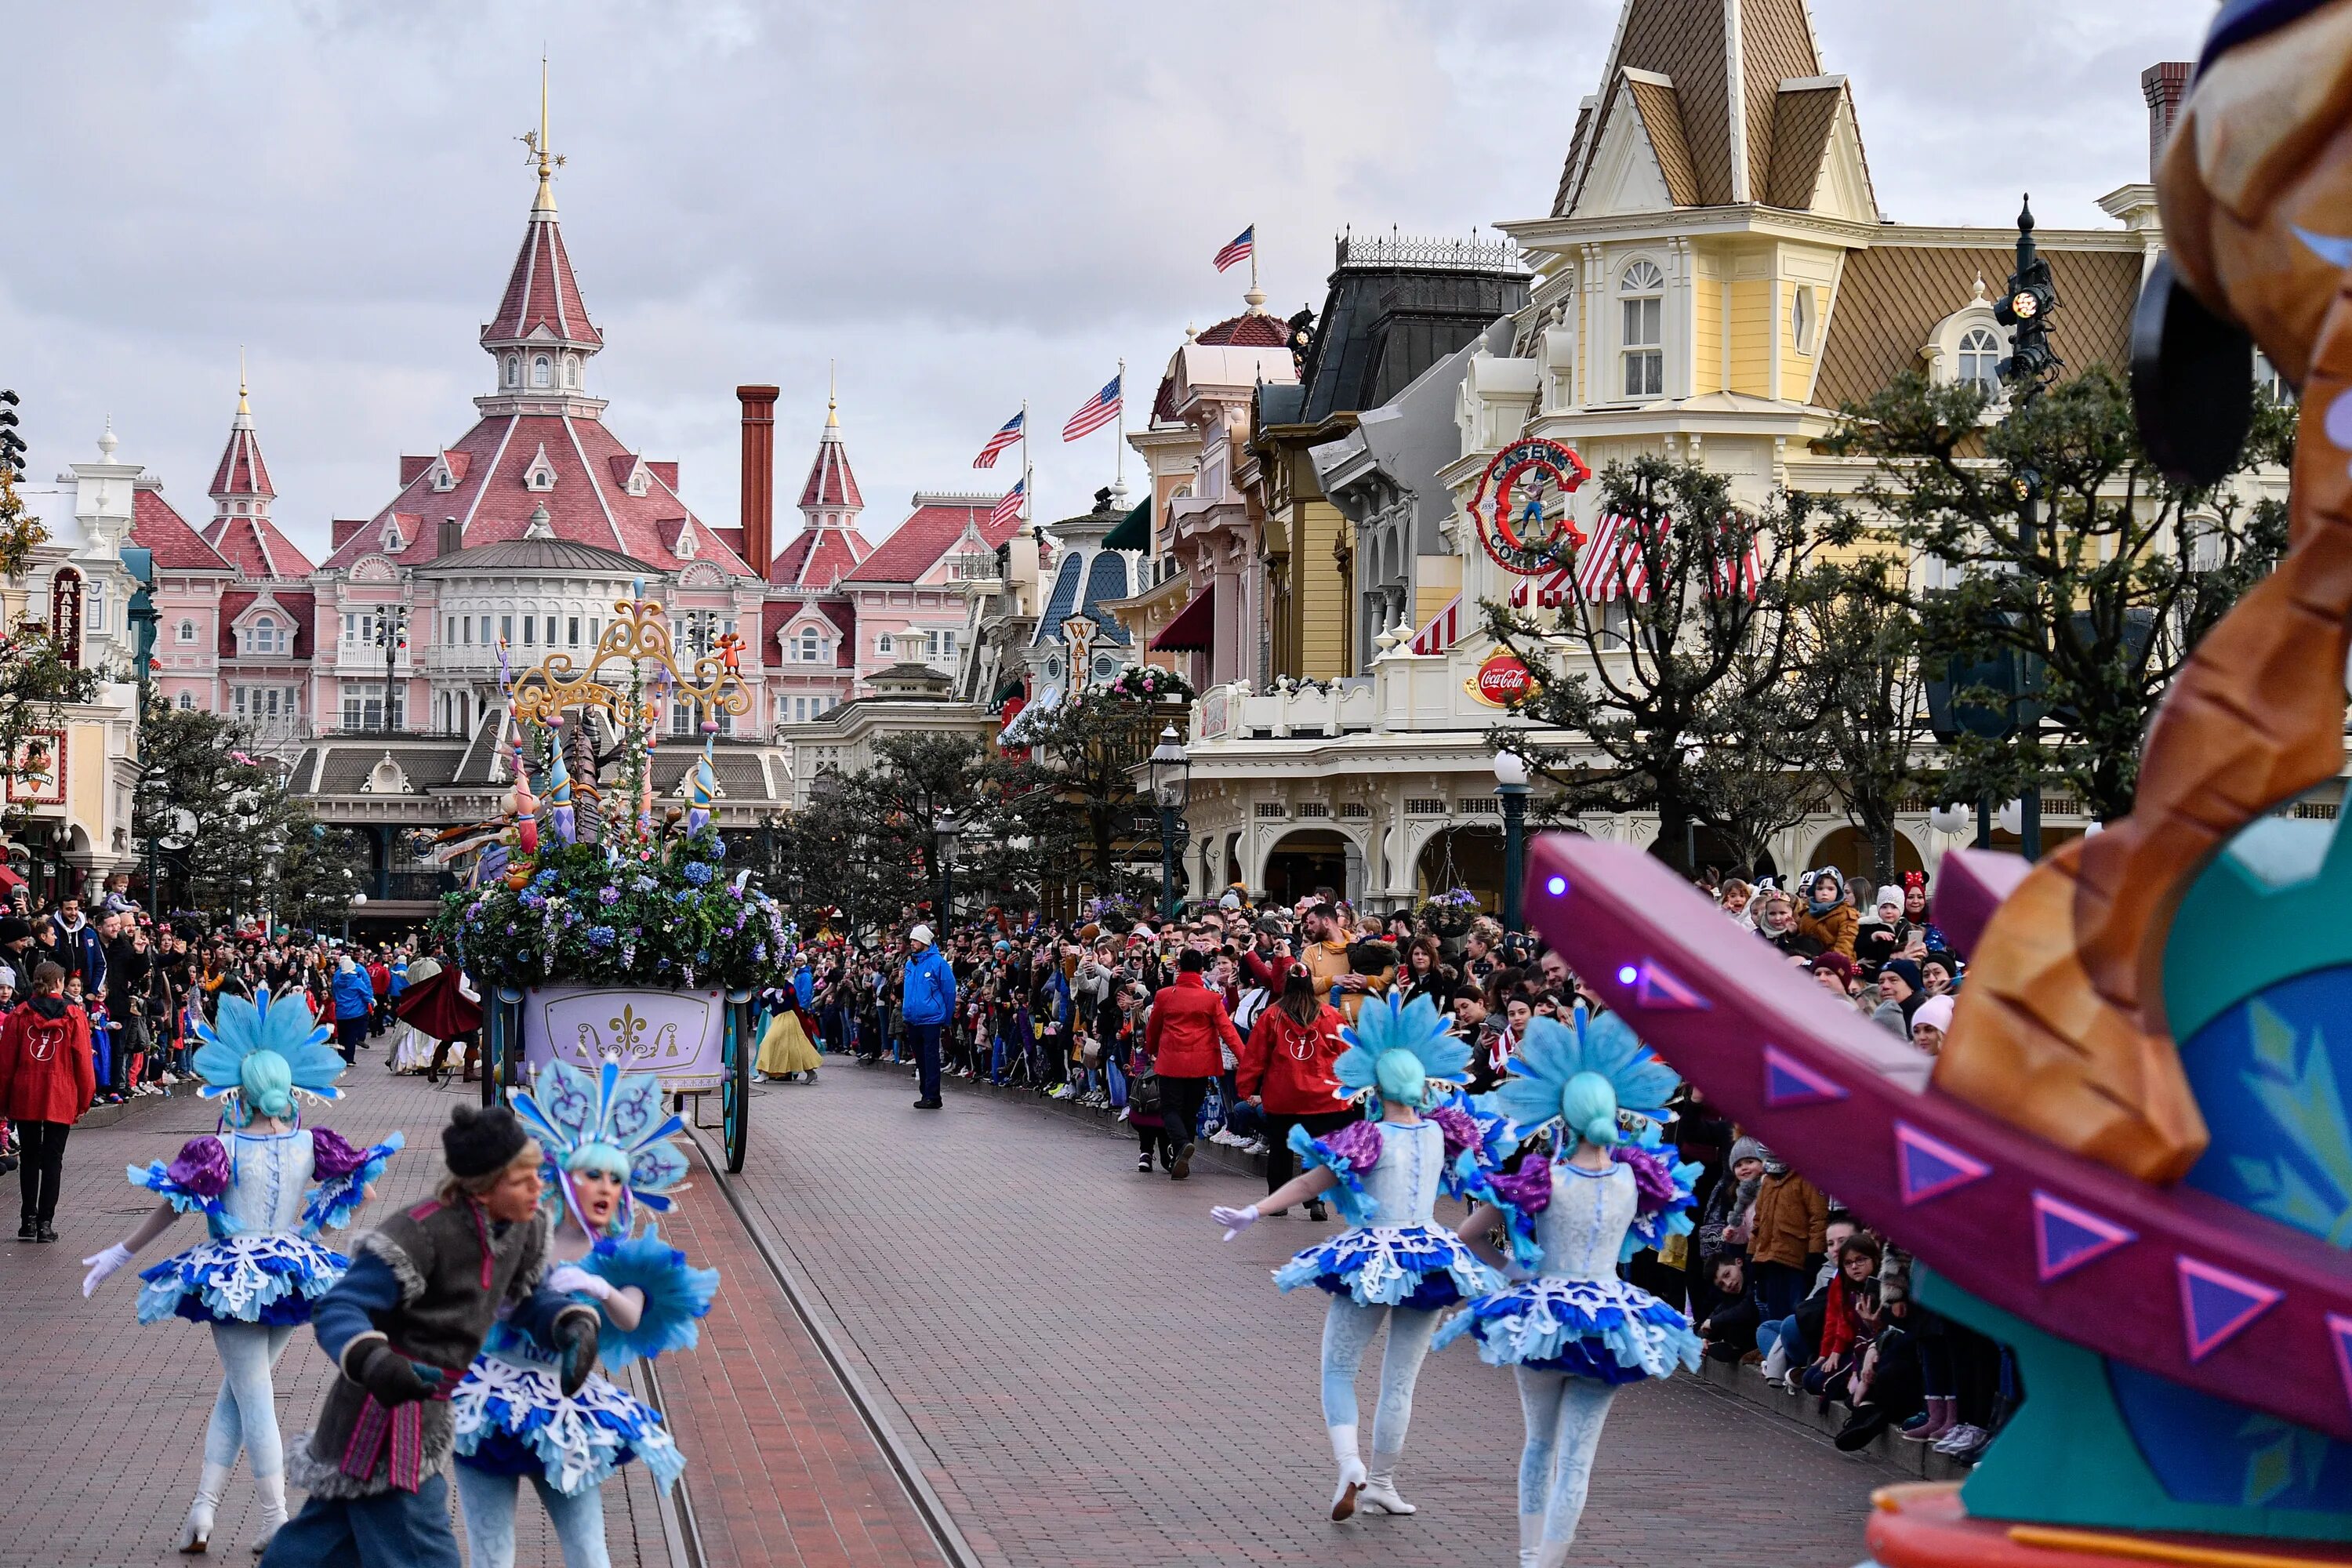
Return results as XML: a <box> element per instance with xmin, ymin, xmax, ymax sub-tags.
<box><xmin>1334</xmin><ymin>227</ymin><xmax>1526</xmax><ymax>274</ymax></box>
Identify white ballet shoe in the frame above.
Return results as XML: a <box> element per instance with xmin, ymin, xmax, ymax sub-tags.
<box><xmin>1518</xmin><ymin>1513</ymin><xmax>1544</xmax><ymax>1568</ymax></box>
<box><xmin>1359</xmin><ymin>1450</ymin><xmax>1414</xmax><ymax>1515</ymax></box>
<box><xmin>1327</xmin><ymin>1422</ymin><xmax>1366</xmax><ymax>1522</ymax></box>
<box><xmin>249</xmin><ymin>1472</ymin><xmax>287</xmax><ymax>1555</ymax></box>
<box><xmin>181</xmin><ymin>1460</ymin><xmax>230</xmax><ymax>1554</ymax></box>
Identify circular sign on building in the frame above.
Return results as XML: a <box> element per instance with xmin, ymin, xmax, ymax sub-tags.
<box><xmin>1469</xmin><ymin>437</ymin><xmax>1592</xmax><ymax>575</ymax></box>
<box><xmin>1466</xmin><ymin>648</ymin><xmax>1539</xmax><ymax>709</ymax></box>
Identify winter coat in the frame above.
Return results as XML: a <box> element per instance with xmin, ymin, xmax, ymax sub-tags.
<box><xmin>50</xmin><ymin>916</ymin><xmax>105</xmax><ymax>995</ymax></box>
<box><xmin>331</xmin><ymin>967</ymin><xmax>376</xmax><ymax>1022</ymax></box>
<box><xmin>0</xmin><ymin>995</ymin><xmax>95</xmax><ymax>1123</ymax></box>
<box><xmin>900</xmin><ymin>944</ymin><xmax>957</xmax><ymax>1025</ymax></box>
<box><xmin>1749</xmin><ymin>1169</ymin><xmax>1830</xmax><ymax>1269</ymax></box>
<box><xmin>1144</xmin><ymin>972</ymin><xmax>1244</xmax><ymax>1080</ymax></box>
<box><xmin>1236</xmin><ymin>1002</ymin><xmax>1348</xmax><ymax>1115</ymax></box>
<box><xmin>1794</xmin><ymin>902</ymin><xmax>1858</xmax><ymax>959</ymax></box>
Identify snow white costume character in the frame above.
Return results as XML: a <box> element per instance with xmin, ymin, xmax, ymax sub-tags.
<box><xmin>449</xmin><ymin>1058</ymin><xmax>717</xmax><ymax>1568</ymax></box>
<box><xmin>1209</xmin><ymin>993</ymin><xmax>1502</xmax><ymax>1523</ymax></box>
<box><xmin>1437</xmin><ymin>1009</ymin><xmax>1702</xmax><ymax>1568</ymax></box>
<box><xmin>78</xmin><ymin>986</ymin><xmax>401</xmax><ymax>1554</ymax></box>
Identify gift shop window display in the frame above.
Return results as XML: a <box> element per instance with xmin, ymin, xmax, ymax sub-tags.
<box><xmin>450</xmin><ymin>1059</ymin><xmax>719</xmax><ymax>1568</ymax></box>
<box><xmin>1209</xmin><ymin>993</ymin><xmax>1502</xmax><ymax>1524</ymax></box>
<box><xmin>78</xmin><ymin>986</ymin><xmax>403</xmax><ymax>1555</ymax></box>
<box><xmin>1438</xmin><ymin>1011</ymin><xmax>1704</xmax><ymax>1568</ymax></box>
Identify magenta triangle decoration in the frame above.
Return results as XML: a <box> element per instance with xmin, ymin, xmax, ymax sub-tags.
<box><xmin>1762</xmin><ymin>1045</ymin><xmax>1847</xmax><ymax>1109</ymax></box>
<box><xmin>1633</xmin><ymin>960</ymin><xmax>1710</xmax><ymax>1012</ymax></box>
<box><xmin>2030</xmin><ymin>1190</ymin><xmax>2136</xmax><ymax>1282</ymax></box>
<box><xmin>1893</xmin><ymin>1121</ymin><xmax>1991</xmax><ymax>1206</ymax></box>
<box><xmin>2330</xmin><ymin>1314</ymin><xmax>2352</xmax><ymax>1417</ymax></box>
<box><xmin>2176</xmin><ymin>1256</ymin><xmax>2283</xmax><ymax>1362</ymax></box>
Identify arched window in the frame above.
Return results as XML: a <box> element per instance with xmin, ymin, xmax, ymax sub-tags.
<box><xmin>532</xmin><ymin>354</ymin><xmax>553</xmax><ymax>389</ymax></box>
<box><xmin>176</xmin><ymin>691</ymin><xmax>194</xmax><ymax>710</ymax></box>
<box><xmin>253</xmin><ymin>616</ymin><xmax>278</xmax><ymax>654</ymax></box>
<box><xmin>800</xmin><ymin>629</ymin><xmax>820</xmax><ymax>662</ymax></box>
<box><xmin>563</xmin><ymin>356</ymin><xmax>579</xmax><ymax>387</ymax></box>
<box><xmin>176</xmin><ymin>619</ymin><xmax>196</xmax><ymax>644</ymax></box>
<box><xmin>506</xmin><ymin>354</ymin><xmax>521</xmax><ymax>387</ymax></box>
<box><xmin>1620</xmin><ymin>259</ymin><xmax>1665</xmax><ymax>399</ymax></box>
<box><xmin>1958</xmin><ymin>327</ymin><xmax>2002</xmax><ymax>396</ymax></box>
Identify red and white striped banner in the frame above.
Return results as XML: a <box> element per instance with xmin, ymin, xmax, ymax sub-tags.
<box><xmin>1410</xmin><ymin>593</ymin><xmax>1461</xmax><ymax>655</ymax></box>
<box><xmin>1508</xmin><ymin>563</ymin><xmax>1573</xmax><ymax>608</ymax></box>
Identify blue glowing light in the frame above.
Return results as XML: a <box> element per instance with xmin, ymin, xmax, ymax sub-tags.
<box><xmin>1616</xmin><ymin>964</ymin><xmax>1639</xmax><ymax>985</ymax></box>
<box><xmin>1544</xmin><ymin>875</ymin><xmax>1567</xmax><ymax>896</ymax></box>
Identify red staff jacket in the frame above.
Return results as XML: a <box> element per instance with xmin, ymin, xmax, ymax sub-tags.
<box><xmin>0</xmin><ymin>996</ymin><xmax>95</xmax><ymax>1123</ymax></box>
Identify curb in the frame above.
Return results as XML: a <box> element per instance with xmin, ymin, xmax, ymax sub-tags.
<box><xmin>1695</xmin><ymin>1356</ymin><xmax>1975</xmax><ymax>1480</ymax></box>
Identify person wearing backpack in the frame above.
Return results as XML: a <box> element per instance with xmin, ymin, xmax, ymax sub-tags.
<box><xmin>1236</xmin><ymin>964</ymin><xmax>1352</xmax><ymax>1222</ymax></box>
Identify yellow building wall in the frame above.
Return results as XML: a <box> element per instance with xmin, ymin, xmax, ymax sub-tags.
<box><xmin>1779</xmin><ymin>281</ymin><xmax>1818</xmax><ymax>403</ymax></box>
<box><xmin>67</xmin><ymin>723</ymin><xmax>105</xmax><ymax>848</ymax></box>
<box><xmin>1414</xmin><ymin>555</ymin><xmax>1461</xmax><ymax>630</ymax></box>
<box><xmin>1296</xmin><ymin>497</ymin><xmax>1348</xmax><ymax>681</ymax></box>
<box><xmin>1727</xmin><ymin>278</ymin><xmax>1773</xmax><ymax>397</ymax></box>
<box><xmin>1691</xmin><ymin>271</ymin><xmax>1724</xmax><ymax>397</ymax></box>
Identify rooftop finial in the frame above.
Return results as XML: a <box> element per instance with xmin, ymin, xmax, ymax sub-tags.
<box><xmin>826</xmin><ymin>360</ymin><xmax>838</xmax><ymax>429</ymax></box>
<box><xmin>521</xmin><ymin>51</ymin><xmax>564</xmax><ymax>214</ymax></box>
<box><xmin>237</xmin><ymin>346</ymin><xmax>250</xmax><ymax>418</ymax></box>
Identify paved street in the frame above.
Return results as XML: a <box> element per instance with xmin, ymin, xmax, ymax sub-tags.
<box><xmin>2</xmin><ymin>1051</ymin><xmax>666</xmax><ymax>1568</ymax></box>
<box><xmin>724</xmin><ymin>1060</ymin><xmax>1896</xmax><ymax>1568</ymax></box>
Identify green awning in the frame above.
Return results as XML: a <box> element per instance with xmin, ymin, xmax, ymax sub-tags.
<box><xmin>989</xmin><ymin>676</ymin><xmax>1027</xmax><ymax>707</ymax></box>
<box><xmin>1102</xmin><ymin>497</ymin><xmax>1151</xmax><ymax>552</ymax></box>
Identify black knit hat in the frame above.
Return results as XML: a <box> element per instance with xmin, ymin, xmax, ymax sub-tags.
<box><xmin>0</xmin><ymin>918</ymin><xmax>31</xmax><ymax>945</ymax></box>
<box><xmin>443</xmin><ymin>1103</ymin><xmax>530</xmax><ymax>1178</ymax></box>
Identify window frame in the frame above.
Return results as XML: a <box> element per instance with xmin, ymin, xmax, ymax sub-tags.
<box><xmin>1617</xmin><ymin>257</ymin><xmax>1666</xmax><ymax>401</ymax></box>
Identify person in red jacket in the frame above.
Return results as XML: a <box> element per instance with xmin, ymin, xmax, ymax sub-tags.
<box><xmin>1236</xmin><ymin>964</ymin><xmax>1354</xmax><ymax>1222</ymax></box>
<box><xmin>0</xmin><ymin>960</ymin><xmax>95</xmax><ymax>1241</ymax></box>
<box><xmin>1145</xmin><ymin>949</ymin><xmax>1243</xmax><ymax>1181</ymax></box>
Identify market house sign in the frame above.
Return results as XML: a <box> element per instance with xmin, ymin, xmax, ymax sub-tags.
<box><xmin>1467</xmin><ymin>647</ymin><xmax>1539</xmax><ymax>708</ymax></box>
<box><xmin>1470</xmin><ymin>437</ymin><xmax>1592</xmax><ymax>575</ymax></box>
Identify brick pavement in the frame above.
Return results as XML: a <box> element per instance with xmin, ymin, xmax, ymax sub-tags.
<box><xmin>721</xmin><ymin>1062</ymin><xmax>1897</xmax><ymax>1568</ymax></box>
<box><xmin>1</xmin><ymin>1054</ymin><xmax>665</xmax><ymax>1568</ymax></box>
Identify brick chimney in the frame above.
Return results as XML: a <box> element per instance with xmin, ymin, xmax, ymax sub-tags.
<box><xmin>2143</xmin><ymin>62</ymin><xmax>2190</xmax><ymax>178</ymax></box>
<box><xmin>437</xmin><ymin>514</ymin><xmax>463</xmax><ymax>556</ymax></box>
<box><xmin>737</xmin><ymin>384</ymin><xmax>779</xmax><ymax>579</ymax></box>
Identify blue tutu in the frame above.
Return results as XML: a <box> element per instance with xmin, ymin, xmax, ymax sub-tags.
<box><xmin>135</xmin><ymin>1233</ymin><xmax>349</xmax><ymax>1326</ymax></box>
<box><xmin>450</xmin><ymin>1328</ymin><xmax>684</xmax><ymax>1496</ymax></box>
<box><xmin>1274</xmin><ymin>1224</ymin><xmax>1504</xmax><ymax>1309</ymax></box>
<box><xmin>1432</xmin><ymin>1275</ymin><xmax>1701</xmax><ymax>1381</ymax></box>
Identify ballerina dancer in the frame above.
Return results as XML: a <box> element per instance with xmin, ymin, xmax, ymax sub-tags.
<box><xmin>448</xmin><ymin>1058</ymin><xmax>718</xmax><ymax>1568</ymax></box>
<box><xmin>1209</xmin><ymin>992</ymin><xmax>1501</xmax><ymax>1523</ymax></box>
<box><xmin>1436</xmin><ymin>1009</ymin><xmax>1702</xmax><ymax>1568</ymax></box>
<box><xmin>78</xmin><ymin>985</ymin><xmax>401</xmax><ymax>1555</ymax></box>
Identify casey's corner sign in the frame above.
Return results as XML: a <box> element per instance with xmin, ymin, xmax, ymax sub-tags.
<box><xmin>1465</xmin><ymin>648</ymin><xmax>1539</xmax><ymax>709</ymax></box>
<box><xmin>1470</xmin><ymin>437</ymin><xmax>1592</xmax><ymax>575</ymax></box>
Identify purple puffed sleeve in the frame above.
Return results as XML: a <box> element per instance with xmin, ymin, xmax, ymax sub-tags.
<box><xmin>1487</xmin><ymin>1156</ymin><xmax>1553</xmax><ymax>1218</ymax></box>
<box><xmin>308</xmin><ymin>1127</ymin><xmax>368</xmax><ymax>1179</ymax></box>
<box><xmin>1427</xmin><ymin>1104</ymin><xmax>1484</xmax><ymax>1167</ymax></box>
<box><xmin>166</xmin><ymin>1137</ymin><xmax>232</xmax><ymax>1198</ymax></box>
<box><xmin>1321</xmin><ymin>1117</ymin><xmax>1385</xmax><ymax>1171</ymax></box>
<box><xmin>1612</xmin><ymin>1144</ymin><xmax>1677</xmax><ymax>1216</ymax></box>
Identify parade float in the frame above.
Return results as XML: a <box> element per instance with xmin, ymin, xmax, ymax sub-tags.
<box><xmin>1516</xmin><ymin>8</ymin><xmax>2352</xmax><ymax>1562</ymax></box>
<box><xmin>428</xmin><ymin>586</ymin><xmax>792</xmax><ymax>1173</ymax></box>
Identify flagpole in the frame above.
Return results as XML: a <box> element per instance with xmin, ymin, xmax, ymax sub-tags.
<box><xmin>1114</xmin><ymin>358</ymin><xmax>1125</xmax><ymax>492</ymax></box>
<box><xmin>1250</xmin><ymin>226</ymin><xmax>1258</xmax><ymax>299</ymax></box>
<box><xmin>1021</xmin><ymin>398</ymin><xmax>1032</xmax><ymax>532</ymax></box>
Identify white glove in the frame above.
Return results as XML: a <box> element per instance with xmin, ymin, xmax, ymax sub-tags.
<box><xmin>546</xmin><ymin>1263</ymin><xmax>616</xmax><ymax>1301</ymax></box>
<box><xmin>1210</xmin><ymin>1204</ymin><xmax>1261</xmax><ymax>1241</ymax></box>
<box><xmin>81</xmin><ymin>1243</ymin><xmax>132</xmax><ymax>1298</ymax></box>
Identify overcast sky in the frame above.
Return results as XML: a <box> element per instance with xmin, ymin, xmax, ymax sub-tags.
<box><xmin>4</xmin><ymin>0</ymin><xmax>2215</xmax><ymax>560</ymax></box>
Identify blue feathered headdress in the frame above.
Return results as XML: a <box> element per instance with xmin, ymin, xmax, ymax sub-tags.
<box><xmin>1483</xmin><ymin>1008</ymin><xmax>1679</xmax><ymax>1138</ymax></box>
<box><xmin>190</xmin><ymin>986</ymin><xmax>348</xmax><ymax>1112</ymax></box>
<box><xmin>513</xmin><ymin>1058</ymin><xmax>691</xmax><ymax>1237</ymax></box>
<box><xmin>1331</xmin><ymin>993</ymin><xmax>1472</xmax><ymax>1107</ymax></box>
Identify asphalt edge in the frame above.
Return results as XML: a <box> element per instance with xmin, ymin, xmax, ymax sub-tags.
<box><xmin>682</xmin><ymin>1123</ymin><xmax>984</xmax><ymax>1568</ymax></box>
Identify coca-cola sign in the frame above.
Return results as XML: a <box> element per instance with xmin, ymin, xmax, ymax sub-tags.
<box><xmin>1468</xmin><ymin>648</ymin><xmax>1537</xmax><ymax>708</ymax></box>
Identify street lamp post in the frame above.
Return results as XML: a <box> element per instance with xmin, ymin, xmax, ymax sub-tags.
<box><xmin>1147</xmin><ymin>724</ymin><xmax>1191</xmax><ymax>920</ymax></box>
<box><xmin>1494</xmin><ymin>750</ymin><xmax>1531</xmax><ymax>933</ymax></box>
<box><xmin>373</xmin><ymin>604</ymin><xmax>409</xmax><ymax>733</ymax></box>
<box><xmin>934</xmin><ymin>808</ymin><xmax>961</xmax><ymax>930</ymax></box>
<box><xmin>1994</xmin><ymin>196</ymin><xmax>2060</xmax><ymax>864</ymax></box>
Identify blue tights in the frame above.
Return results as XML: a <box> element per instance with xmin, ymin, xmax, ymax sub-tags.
<box><xmin>1319</xmin><ymin>1298</ymin><xmax>1439</xmax><ymax>1455</ymax></box>
<box><xmin>205</xmin><ymin>1323</ymin><xmax>296</xmax><ymax>1477</ymax></box>
<box><xmin>453</xmin><ymin>1463</ymin><xmax>610</xmax><ymax>1568</ymax></box>
<box><xmin>1514</xmin><ymin>1367</ymin><xmax>1617</xmax><ymax>1557</ymax></box>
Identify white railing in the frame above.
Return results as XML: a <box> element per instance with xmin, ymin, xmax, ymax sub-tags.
<box><xmin>1192</xmin><ymin>677</ymin><xmax>1379</xmax><ymax>742</ymax></box>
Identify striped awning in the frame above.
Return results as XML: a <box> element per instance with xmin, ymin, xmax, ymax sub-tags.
<box><xmin>1410</xmin><ymin>593</ymin><xmax>1462</xmax><ymax>655</ymax></box>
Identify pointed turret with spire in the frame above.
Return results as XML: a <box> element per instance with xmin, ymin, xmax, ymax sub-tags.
<box><xmin>203</xmin><ymin>354</ymin><xmax>314</xmax><ymax>583</ymax></box>
<box><xmin>768</xmin><ymin>371</ymin><xmax>871</xmax><ymax>587</ymax></box>
<box><xmin>481</xmin><ymin>55</ymin><xmax>604</xmax><ymax>413</ymax></box>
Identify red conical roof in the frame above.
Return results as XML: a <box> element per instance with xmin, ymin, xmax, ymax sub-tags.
<box><xmin>481</xmin><ymin>209</ymin><xmax>601</xmax><ymax>350</ymax></box>
<box><xmin>209</xmin><ymin>392</ymin><xmax>275</xmax><ymax>501</ymax></box>
<box><xmin>797</xmin><ymin>403</ymin><xmax>863</xmax><ymax>511</ymax></box>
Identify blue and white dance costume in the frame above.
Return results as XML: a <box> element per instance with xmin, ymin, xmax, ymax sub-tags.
<box><xmin>1436</xmin><ymin>1009</ymin><xmax>1701</xmax><ymax>1568</ymax></box>
<box><xmin>1211</xmin><ymin>993</ymin><xmax>1502</xmax><ymax>1523</ymax></box>
<box><xmin>79</xmin><ymin>986</ymin><xmax>398</xmax><ymax>1555</ymax></box>
<box><xmin>450</xmin><ymin>1058</ymin><xmax>717</xmax><ymax>1568</ymax></box>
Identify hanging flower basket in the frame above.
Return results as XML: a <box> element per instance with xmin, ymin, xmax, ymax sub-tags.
<box><xmin>1416</xmin><ymin>887</ymin><xmax>1483</xmax><ymax>938</ymax></box>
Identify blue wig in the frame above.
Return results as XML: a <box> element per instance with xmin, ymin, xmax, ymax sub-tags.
<box><xmin>513</xmin><ymin>1058</ymin><xmax>691</xmax><ymax>1239</ymax></box>
<box><xmin>191</xmin><ymin>986</ymin><xmax>348</xmax><ymax>1123</ymax></box>
<box><xmin>1483</xmin><ymin>1009</ymin><xmax>1679</xmax><ymax>1145</ymax></box>
<box><xmin>1332</xmin><ymin>993</ymin><xmax>1471</xmax><ymax>1109</ymax></box>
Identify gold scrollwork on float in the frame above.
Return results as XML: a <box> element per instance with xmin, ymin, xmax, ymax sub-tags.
<box><xmin>508</xmin><ymin>595</ymin><xmax>750</xmax><ymax>730</ymax></box>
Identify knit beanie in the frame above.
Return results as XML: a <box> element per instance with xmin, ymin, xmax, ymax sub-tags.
<box><xmin>444</xmin><ymin>1103</ymin><xmax>530</xmax><ymax>1178</ymax></box>
<box><xmin>1911</xmin><ymin>994</ymin><xmax>1957</xmax><ymax>1036</ymax></box>
<box><xmin>1728</xmin><ymin>1135</ymin><xmax>1764</xmax><ymax>1167</ymax></box>
<box><xmin>1883</xmin><ymin>958</ymin><xmax>1924</xmax><ymax>994</ymax></box>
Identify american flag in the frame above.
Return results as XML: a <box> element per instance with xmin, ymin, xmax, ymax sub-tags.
<box><xmin>1062</xmin><ymin>375</ymin><xmax>1123</xmax><ymax>441</ymax></box>
<box><xmin>1214</xmin><ymin>225</ymin><xmax>1255</xmax><ymax>274</ymax></box>
<box><xmin>989</xmin><ymin>479</ymin><xmax>1025</xmax><ymax>531</ymax></box>
<box><xmin>1573</xmin><ymin>513</ymin><xmax>1653</xmax><ymax>603</ymax></box>
<box><xmin>972</xmin><ymin>411</ymin><xmax>1024</xmax><ymax>469</ymax></box>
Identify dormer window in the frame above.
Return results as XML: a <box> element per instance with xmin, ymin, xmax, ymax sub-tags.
<box><xmin>1619</xmin><ymin>259</ymin><xmax>1664</xmax><ymax>399</ymax></box>
<box><xmin>505</xmin><ymin>354</ymin><xmax>521</xmax><ymax>388</ymax></box>
<box><xmin>430</xmin><ymin>460</ymin><xmax>456</xmax><ymax>494</ymax></box>
<box><xmin>799</xmin><ymin>629</ymin><xmax>820</xmax><ymax>662</ymax></box>
<box><xmin>524</xmin><ymin>444</ymin><xmax>558</xmax><ymax>492</ymax></box>
<box><xmin>383</xmin><ymin>518</ymin><xmax>405</xmax><ymax>552</ymax></box>
<box><xmin>1958</xmin><ymin>327</ymin><xmax>2002</xmax><ymax>397</ymax></box>
<box><xmin>532</xmin><ymin>354</ymin><xmax>554</xmax><ymax>389</ymax></box>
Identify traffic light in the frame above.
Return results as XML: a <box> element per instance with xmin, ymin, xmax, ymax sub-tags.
<box><xmin>0</xmin><ymin>390</ymin><xmax>21</xmax><ymax>477</ymax></box>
